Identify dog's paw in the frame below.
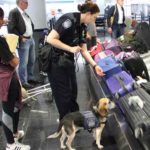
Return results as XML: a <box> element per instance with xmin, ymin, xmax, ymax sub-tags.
<box><xmin>98</xmin><ymin>144</ymin><xmax>104</xmax><ymax>149</ymax></box>
<box><xmin>60</xmin><ymin>145</ymin><xmax>66</xmax><ymax>149</ymax></box>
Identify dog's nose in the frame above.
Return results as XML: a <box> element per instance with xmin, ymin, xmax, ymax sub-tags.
<box><xmin>108</xmin><ymin>101</ymin><xmax>116</xmax><ymax>109</ymax></box>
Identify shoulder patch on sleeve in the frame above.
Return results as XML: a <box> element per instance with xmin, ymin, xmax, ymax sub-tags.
<box><xmin>62</xmin><ymin>19</ymin><xmax>72</xmax><ymax>29</ymax></box>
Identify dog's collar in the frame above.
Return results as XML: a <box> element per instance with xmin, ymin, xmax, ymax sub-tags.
<box><xmin>100</xmin><ymin>119</ymin><xmax>107</xmax><ymax>124</ymax></box>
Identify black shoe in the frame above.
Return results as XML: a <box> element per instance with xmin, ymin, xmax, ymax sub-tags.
<box><xmin>22</xmin><ymin>83</ymin><xmax>34</xmax><ymax>89</ymax></box>
<box><xmin>28</xmin><ymin>80</ymin><xmax>40</xmax><ymax>85</ymax></box>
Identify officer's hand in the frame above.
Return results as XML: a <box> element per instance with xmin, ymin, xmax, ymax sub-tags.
<box><xmin>94</xmin><ymin>65</ymin><xmax>105</xmax><ymax>77</ymax></box>
<box><xmin>70</xmin><ymin>46</ymin><xmax>81</xmax><ymax>53</ymax></box>
<box><xmin>107</xmin><ymin>27</ymin><xmax>112</xmax><ymax>34</ymax></box>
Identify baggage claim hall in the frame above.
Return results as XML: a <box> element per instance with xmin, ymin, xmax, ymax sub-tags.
<box><xmin>0</xmin><ymin>0</ymin><xmax>150</xmax><ymax>150</ymax></box>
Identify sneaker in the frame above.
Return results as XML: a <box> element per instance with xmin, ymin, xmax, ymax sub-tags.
<box><xmin>14</xmin><ymin>130</ymin><xmax>25</xmax><ymax>141</ymax></box>
<box><xmin>6</xmin><ymin>142</ymin><xmax>30</xmax><ymax>150</ymax></box>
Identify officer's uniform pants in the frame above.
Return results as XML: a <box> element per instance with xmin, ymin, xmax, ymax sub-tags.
<box><xmin>47</xmin><ymin>62</ymin><xmax>79</xmax><ymax>120</ymax></box>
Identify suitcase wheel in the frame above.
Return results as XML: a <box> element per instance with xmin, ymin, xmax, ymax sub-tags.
<box><xmin>132</xmin><ymin>82</ymin><xmax>139</xmax><ymax>90</ymax></box>
<box><xmin>134</xmin><ymin>127</ymin><xmax>143</xmax><ymax>139</ymax></box>
<box><xmin>114</xmin><ymin>92</ymin><xmax>120</xmax><ymax>99</ymax></box>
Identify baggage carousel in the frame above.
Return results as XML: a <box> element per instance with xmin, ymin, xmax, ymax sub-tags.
<box><xmin>86</xmin><ymin>64</ymin><xmax>150</xmax><ymax>150</ymax></box>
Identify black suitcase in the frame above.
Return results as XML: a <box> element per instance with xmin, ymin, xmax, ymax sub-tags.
<box><xmin>135</xmin><ymin>22</ymin><xmax>150</xmax><ymax>50</ymax></box>
<box><xmin>118</xmin><ymin>88</ymin><xmax>150</xmax><ymax>139</ymax></box>
<box><xmin>123</xmin><ymin>52</ymin><xmax>149</xmax><ymax>81</ymax></box>
<box><xmin>140</xmin><ymin>82</ymin><xmax>150</xmax><ymax>95</ymax></box>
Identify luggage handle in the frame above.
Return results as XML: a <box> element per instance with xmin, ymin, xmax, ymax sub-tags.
<box><xmin>114</xmin><ymin>75</ymin><xmax>129</xmax><ymax>94</ymax></box>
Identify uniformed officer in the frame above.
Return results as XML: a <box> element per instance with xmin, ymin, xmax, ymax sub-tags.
<box><xmin>47</xmin><ymin>2</ymin><xmax>104</xmax><ymax>120</ymax></box>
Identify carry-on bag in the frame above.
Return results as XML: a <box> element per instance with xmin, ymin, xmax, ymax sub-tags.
<box><xmin>104</xmin><ymin>39</ymin><xmax>122</xmax><ymax>55</ymax></box>
<box><xmin>94</xmin><ymin>50</ymin><xmax>114</xmax><ymax>63</ymax></box>
<box><xmin>140</xmin><ymin>82</ymin><xmax>150</xmax><ymax>95</ymax></box>
<box><xmin>106</xmin><ymin>71</ymin><xmax>135</xmax><ymax>98</ymax></box>
<box><xmin>97</xmin><ymin>55</ymin><xmax>122</xmax><ymax>79</ymax></box>
<box><xmin>123</xmin><ymin>52</ymin><xmax>149</xmax><ymax>81</ymax></box>
<box><xmin>135</xmin><ymin>22</ymin><xmax>150</xmax><ymax>50</ymax></box>
<box><xmin>89</xmin><ymin>42</ymin><xmax>103</xmax><ymax>58</ymax></box>
<box><xmin>118</xmin><ymin>88</ymin><xmax>150</xmax><ymax>139</ymax></box>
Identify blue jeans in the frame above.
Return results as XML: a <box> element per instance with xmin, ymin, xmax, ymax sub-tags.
<box><xmin>18</xmin><ymin>38</ymin><xmax>35</xmax><ymax>84</ymax></box>
<box><xmin>112</xmin><ymin>24</ymin><xmax>124</xmax><ymax>39</ymax></box>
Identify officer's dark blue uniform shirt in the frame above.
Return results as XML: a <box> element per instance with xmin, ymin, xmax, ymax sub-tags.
<box><xmin>53</xmin><ymin>12</ymin><xmax>87</xmax><ymax>60</ymax></box>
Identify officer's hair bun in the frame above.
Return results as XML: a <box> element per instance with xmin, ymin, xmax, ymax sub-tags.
<box><xmin>77</xmin><ymin>3</ymin><xmax>100</xmax><ymax>14</ymax></box>
<box><xmin>77</xmin><ymin>4</ymin><xmax>82</xmax><ymax>12</ymax></box>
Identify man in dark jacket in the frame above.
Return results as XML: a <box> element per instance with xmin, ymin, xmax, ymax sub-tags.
<box><xmin>8</xmin><ymin>0</ymin><xmax>36</xmax><ymax>89</ymax></box>
<box><xmin>107</xmin><ymin>0</ymin><xmax>126</xmax><ymax>38</ymax></box>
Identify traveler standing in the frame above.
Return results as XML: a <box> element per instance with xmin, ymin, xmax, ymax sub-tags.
<box><xmin>8</xmin><ymin>0</ymin><xmax>36</xmax><ymax>89</ymax></box>
<box><xmin>0</xmin><ymin>7</ymin><xmax>30</xmax><ymax>150</ymax></box>
<box><xmin>107</xmin><ymin>0</ymin><xmax>126</xmax><ymax>38</ymax></box>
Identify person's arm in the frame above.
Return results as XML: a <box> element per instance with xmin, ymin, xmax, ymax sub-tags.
<box><xmin>80</xmin><ymin>44</ymin><xmax>104</xmax><ymax>77</ymax></box>
<box><xmin>47</xmin><ymin>29</ymin><xmax>81</xmax><ymax>53</ymax></box>
<box><xmin>107</xmin><ymin>6</ymin><xmax>115</xmax><ymax>34</ymax></box>
<box><xmin>8</xmin><ymin>56</ymin><xmax>19</xmax><ymax>68</ymax></box>
<box><xmin>7</xmin><ymin>11</ymin><xmax>19</xmax><ymax>35</ymax></box>
<box><xmin>8</xmin><ymin>9</ymin><xmax>26</xmax><ymax>42</ymax></box>
<box><xmin>0</xmin><ymin>37</ymin><xmax>19</xmax><ymax>68</ymax></box>
<box><xmin>86</xmin><ymin>32</ymin><xmax>91</xmax><ymax>40</ymax></box>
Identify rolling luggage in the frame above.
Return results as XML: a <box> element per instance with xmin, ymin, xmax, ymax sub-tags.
<box><xmin>104</xmin><ymin>39</ymin><xmax>122</xmax><ymax>55</ymax></box>
<box><xmin>140</xmin><ymin>82</ymin><xmax>150</xmax><ymax>95</ymax></box>
<box><xmin>135</xmin><ymin>22</ymin><xmax>150</xmax><ymax>50</ymax></box>
<box><xmin>123</xmin><ymin>52</ymin><xmax>149</xmax><ymax>81</ymax></box>
<box><xmin>111</xmin><ymin>50</ymin><xmax>149</xmax><ymax>81</ymax></box>
<box><xmin>97</xmin><ymin>55</ymin><xmax>122</xmax><ymax>79</ymax></box>
<box><xmin>94</xmin><ymin>50</ymin><xmax>114</xmax><ymax>63</ymax></box>
<box><xmin>136</xmin><ymin>76</ymin><xmax>150</xmax><ymax>95</ymax></box>
<box><xmin>118</xmin><ymin>88</ymin><xmax>150</xmax><ymax>139</ymax></box>
<box><xmin>89</xmin><ymin>42</ymin><xmax>103</xmax><ymax>58</ymax></box>
<box><xmin>106</xmin><ymin>71</ymin><xmax>135</xmax><ymax>98</ymax></box>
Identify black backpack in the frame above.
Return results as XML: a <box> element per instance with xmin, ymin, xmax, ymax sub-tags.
<box><xmin>135</xmin><ymin>22</ymin><xmax>150</xmax><ymax>50</ymax></box>
<box><xmin>123</xmin><ymin>53</ymin><xmax>149</xmax><ymax>81</ymax></box>
<box><xmin>38</xmin><ymin>43</ymin><xmax>53</xmax><ymax>72</ymax></box>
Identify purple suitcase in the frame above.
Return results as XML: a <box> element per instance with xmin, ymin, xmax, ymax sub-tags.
<box><xmin>106</xmin><ymin>71</ymin><xmax>135</xmax><ymax>98</ymax></box>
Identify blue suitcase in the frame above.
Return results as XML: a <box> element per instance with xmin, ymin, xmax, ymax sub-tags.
<box><xmin>98</xmin><ymin>56</ymin><xmax>122</xmax><ymax>79</ymax></box>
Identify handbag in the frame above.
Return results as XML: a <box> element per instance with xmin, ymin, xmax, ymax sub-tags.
<box><xmin>110</xmin><ymin>5</ymin><xmax>116</xmax><ymax>26</ymax></box>
<box><xmin>58</xmin><ymin>53</ymin><xmax>74</xmax><ymax>68</ymax></box>
<box><xmin>38</xmin><ymin>44</ymin><xmax>53</xmax><ymax>72</ymax></box>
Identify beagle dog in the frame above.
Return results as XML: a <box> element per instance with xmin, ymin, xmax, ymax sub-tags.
<box><xmin>47</xmin><ymin>98</ymin><xmax>114</xmax><ymax>150</ymax></box>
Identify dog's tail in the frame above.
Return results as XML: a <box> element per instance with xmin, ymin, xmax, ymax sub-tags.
<box><xmin>47</xmin><ymin>121</ymin><xmax>63</xmax><ymax>139</ymax></box>
<box><xmin>47</xmin><ymin>131</ymin><xmax>61</xmax><ymax>139</ymax></box>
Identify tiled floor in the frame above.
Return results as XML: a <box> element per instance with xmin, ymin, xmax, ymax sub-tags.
<box><xmin>0</xmin><ymin>56</ymin><xmax>118</xmax><ymax>150</ymax></box>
